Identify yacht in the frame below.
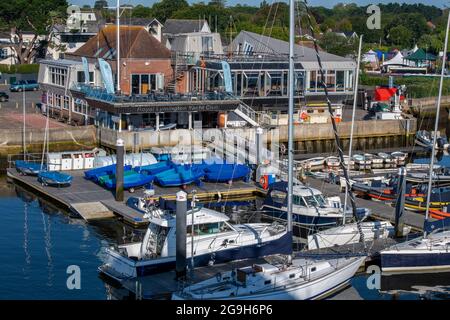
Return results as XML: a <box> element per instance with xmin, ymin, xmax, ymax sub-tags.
<box><xmin>99</xmin><ymin>207</ymin><xmax>290</xmax><ymax>280</ymax></box>
<box><xmin>172</xmin><ymin>256</ymin><xmax>365</xmax><ymax>300</ymax></box>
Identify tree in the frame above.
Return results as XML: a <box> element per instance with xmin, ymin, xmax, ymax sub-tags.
<box><xmin>131</xmin><ymin>5</ymin><xmax>153</xmax><ymax>18</ymax></box>
<box><xmin>0</xmin><ymin>0</ymin><xmax>68</xmax><ymax>64</ymax></box>
<box><xmin>151</xmin><ymin>0</ymin><xmax>189</xmax><ymax>22</ymax></box>
<box><xmin>319</xmin><ymin>32</ymin><xmax>357</xmax><ymax>57</ymax></box>
<box><xmin>94</xmin><ymin>0</ymin><xmax>108</xmax><ymax>11</ymax></box>
<box><xmin>388</xmin><ymin>25</ymin><xmax>412</xmax><ymax>47</ymax></box>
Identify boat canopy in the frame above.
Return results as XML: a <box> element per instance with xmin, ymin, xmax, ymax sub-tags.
<box><xmin>148</xmin><ymin>207</ymin><xmax>230</xmax><ymax>227</ymax></box>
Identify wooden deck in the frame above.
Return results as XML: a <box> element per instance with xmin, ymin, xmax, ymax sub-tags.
<box><xmin>6</xmin><ymin>168</ymin><xmax>260</xmax><ymax>227</ymax></box>
<box><xmin>307</xmin><ymin>177</ymin><xmax>428</xmax><ymax>231</ymax></box>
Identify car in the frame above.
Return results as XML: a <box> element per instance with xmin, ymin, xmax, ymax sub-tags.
<box><xmin>10</xmin><ymin>80</ymin><xmax>39</xmax><ymax>92</ymax></box>
<box><xmin>0</xmin><ymin>91</ymin><xmax>9</xmax><ymax>102</ymax></box>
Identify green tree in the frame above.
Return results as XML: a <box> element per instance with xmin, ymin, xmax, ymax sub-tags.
<box><xmin>0</xmin><ymin>0</ymin><xmax>67</xmax><ymax>64</ymax></box>
<box><xmin>94</xmin><ymin>0</ymin><xmax>108</xmax><ymax>11</ymax></box>
<box><xmin>388</xmin><ymin>25</ymin><xmax>412</xmax><ymax>47</ymax></box>
<box><xmin>319</xmin><ymin>32</ymin><xmax>357</xmax><ymax>57</ymax></box>
<box><xmin>152</xmin><ymin>0</ymin><xmax>189</xmax><ymax>22</ymax></box>
<box><xmin>131</xmin><ymin>5</ymin><xmax>153</xmax><ymax>18</ymax></box>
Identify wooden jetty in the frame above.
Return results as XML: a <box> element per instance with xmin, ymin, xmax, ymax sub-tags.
<box><xmin>6</xmin><ymin>168</ymin><xmax>260</xmax><ymax>227</ymax></box>
<box><xmin>116</xmin><ymin>254</ymin><xmax>367</xmax><ymax>300</ymax></box>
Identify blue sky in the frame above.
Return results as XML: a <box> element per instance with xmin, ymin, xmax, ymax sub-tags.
<box><xmin>69</xmin><ymin>0</ymin><xmax>449</xmax><ymax>9</ymax></box>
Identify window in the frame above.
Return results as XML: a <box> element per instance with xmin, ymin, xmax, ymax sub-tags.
<box><xmin>48</xmin><ymin>67</ymin><xmax>67</xmax><ymax>86</ymax></box>
<box><xmin>131</xmin><ymin>74</ymin><xmax>159</xmax><ymax>95</ymax></box>
<box><xmin>63</xmin><ymin>96</ymin><xmax>69</xmax><ymax>110</ymax></box>
<box><xmin>293</xmin><ymin>195</ymin><xmax>306</xmax><ymax>207</ymax></box>
<box><xmin>77</xmin><ymin>71</ymin><xmax>94</xmax><ymax>83</ymax></box>
<box><xmin>336</xmin><ymin>71</ymin><xmax>345</xmax><ymax>91</ymax></box>
<box><xmin>242</xmin><ymin>41</ymin><xmax>254</xmax><ymax>55</ymax></box>
<box><xmin>270</xmin><ymin>190</ymin><xmax>286</xmax><ymax>204</ymax></box>
<box><xmin>187</xmin><ymin>222</ymin><xmax>232</xmax><ymax>236</ymax></box>
<box><xmin>201</xmin><ymin>36</ymin><xmax>213</xmax><ymax>53</ymax></box>
<box><xmin>264</xmin><ymin>280</ymin><xmax>271</xmax><ymax>285</ymax></box>
<box><xmin>73</xmin><ymin>99</ymin><xmax>89</xmax><ymax>115</ymax></box>
<box><xmin>54</xmin><ymin>94</ymin><xmax>62</xmax><ymax>109</ymax></box>
<box><xmin>0</xmin><ymin>48</ymin><xmax>7</xmax><ymax>60</ymax></box>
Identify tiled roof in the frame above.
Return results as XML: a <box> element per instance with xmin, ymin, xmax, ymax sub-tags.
<box><xmin>163</xmin><ymin>19</ymin><xmax>207</xmax><ymax>35</ymax></box>
<box><xmin>71</xmin><ymin>25</ymin><xmax>170</xmax><ymax>60</ymax></box>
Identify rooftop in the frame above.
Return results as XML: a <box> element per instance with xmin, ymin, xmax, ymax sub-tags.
<box><xmin>69</xmin><ymin>25</ymin><xmax>170</xmax><ymax>60</ymax></box>
<box><xmin>163</xmin><ymin>19</ymin><xmax>209</xmax><ymax>35</ymax></box>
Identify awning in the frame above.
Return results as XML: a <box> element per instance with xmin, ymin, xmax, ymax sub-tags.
<box><xmin>299</xmin><ymin>61</ymin><xmax>356</xmax><ymax>70</ymax></box>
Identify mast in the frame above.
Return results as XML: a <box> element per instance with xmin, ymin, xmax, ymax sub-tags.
<box><xmin>343</xmin><ymin>35</ymin><xmax>363</xmax><ymax>225</ymax></box>
<box><xmin>424</xmin><ymin>11</ymin><xmax>450</xmax><ymax>237</ymax></box>
<box><xmin>287</xmin><ymin>0</ymin><xmax>295</xmax><ymax>263</ymax></box>
<box><xmin>116</xmin><ymin>0</ymin><xmax>121</xmax><ymax>93</ymax></box>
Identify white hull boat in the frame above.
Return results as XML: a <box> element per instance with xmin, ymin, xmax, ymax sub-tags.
<box><xmin>307</xmin><ymin>221</ymin><xmax>401</xmax><ymax>250</ymax></box>
<box><xmin>172</xmin><ymin>256</ymin><xmax>365</xmax><ymax>300</ymax></box>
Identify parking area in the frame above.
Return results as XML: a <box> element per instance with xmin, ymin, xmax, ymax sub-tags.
<box><xmin>0</xmin><ymin>85</ymin><xmax>69</xmax><ymax>129</ymax></box>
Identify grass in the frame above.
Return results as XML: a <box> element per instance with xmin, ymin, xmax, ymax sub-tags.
<box><xmin>0</xmin><ymin>64</ymin><xmax>39</xmax><ymax>74</ymax></box>
<box><xmin>360</xmin><ymin>73</ymin><xmax>450</xmax><ymax>98</ymax></box>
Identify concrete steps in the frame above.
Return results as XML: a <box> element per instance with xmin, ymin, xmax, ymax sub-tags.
<box><xmin>70</xmin><ymin>202</ymin><xmax>115</xmax><ymax>220</ymax></box>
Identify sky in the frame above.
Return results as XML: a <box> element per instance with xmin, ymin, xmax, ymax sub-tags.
<box><xmin>69</xmin><ymin>0</ymin><xmax>449</xmax><ymax>9</ymax></box>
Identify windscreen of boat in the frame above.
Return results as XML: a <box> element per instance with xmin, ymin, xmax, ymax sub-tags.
<box><xmin>302</xmin><ymin>194</ymin><xmax>326</xmax><ymax>207</ymax></box>
<box><xmin>187</xmin><ymin>222</ymin><xmax>233</xmax><ymax>236</ymax></box>
<box><xmin>148</xmin><ymin>224</ymin><xmax>169</xmax><ymax>255</ymax></box>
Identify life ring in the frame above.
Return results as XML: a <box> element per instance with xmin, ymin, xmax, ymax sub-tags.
<box><xmin>260</xmin><ymin>176</ymin><xmax>269</xmax><ymax>190</ymax></box>
<box><xmin>300</xmin><ymin>111</ymin><xmax>309</xmax><ymax>121</ymax></box>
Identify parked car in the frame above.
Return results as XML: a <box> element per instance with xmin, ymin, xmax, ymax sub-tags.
<box><xmin>0</xmin><ymin>91</ymin><xmax>9</xmax><ymax>102</ymax></box>
<box><xmin>10</xmin><ymin>80</ymin><xmax>39</xmax><ymax>92</ymax></box>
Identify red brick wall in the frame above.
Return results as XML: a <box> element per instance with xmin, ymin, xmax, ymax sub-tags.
<box><xmin>119</xmin><ymin>59</ymin><xmax>173</xmax><ymax>95</ymax></box>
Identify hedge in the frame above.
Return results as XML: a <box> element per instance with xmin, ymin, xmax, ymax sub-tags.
<box><xmin>361</xmin><ymin>73</ymin><xmax>450</xmax><ymax>98</ymax></box>
<box><xmin>0</xmin><ymin>64</ymin><xmax>39</xmax><ymax>74</ymax></box>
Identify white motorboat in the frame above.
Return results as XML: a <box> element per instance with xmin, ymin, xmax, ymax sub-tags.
<box><xmin>99</xmin><ymin>207</ymin><xmax>290</xmax><ymax>280</ymax></box>
<box><xmin>307</xmin><ymin>220</ymin><xmax>398</xmax><ymax>250</ymax></box>
<box><xmin>366</xmin><ymin>153</ymin><xmax>384</xmax><ymax>169</ymax></box>
<box><xmin>325</xmin><ymin>156</ymin><xmax>340</xmax><ymax>168</ymax></box>
<box><xmin>300</xmin><ymin>157</ymin><xmax>325</xmax><ymax>171</ymax></box>
<box><xmin>377</xmin><ymin>152</ymin><xmax>396</xmax><ymax>168</ymax></box>
<box><xmin>352</xmin><ymin>154</ymin><xmax>371</xmax><ymax>170</ymax></box>
<box><xmin>390</xmin><ymin>151</ymin><xmax>407</xmax><ymax>166</ymax></box>
<box><xmin>172</xmin><ymin>256</ymin><xmax>365</xmax><ymax>300</ymax></box>
<box><xmin>381</xmin><ymin>228</ymin><xmax>450</xmax><ymax>274</ymax></box>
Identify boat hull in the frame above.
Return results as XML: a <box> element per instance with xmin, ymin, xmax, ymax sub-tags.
<box><xmin>100</xmin><ymin>231</ymin><xmax>293</xmax><ymax>280</ymax></box>
<box><xmin>381</xmin><ymin>251</ymin><xmax>450</xmax><ymax>274</ymax></box>
<box><xmin>173</xmin><ymin>257</ymin><xmax>365</xmax><ymax>300</ymax></box>
<box><xmin>261</xmin><ymin>206</ymin><xmax>341</xmax><ymax>228</ymax></box>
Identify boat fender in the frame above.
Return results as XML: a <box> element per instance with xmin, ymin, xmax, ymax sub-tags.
<box><xmin>260</xmin><ymin>176</ymin><xmax>269</xmax><ymax>190</ymax></box>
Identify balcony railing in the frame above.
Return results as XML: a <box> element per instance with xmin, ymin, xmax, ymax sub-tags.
<box><xmin>70</xmin><ymin>82</ymin><xmax>238</xmax><ymax>104</ymax></box>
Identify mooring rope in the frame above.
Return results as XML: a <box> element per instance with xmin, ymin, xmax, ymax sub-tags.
<box><xmin>301</xmin><ymin>0</ymin><xmax>367</xmax><ymax>250</ymax></box>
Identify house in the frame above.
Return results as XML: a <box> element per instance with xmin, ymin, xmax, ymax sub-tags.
<box><xmin>38</xmin><ymin>25</ymin><xmax>173</xmax><ymax>127</ymax></box>
<box><xmin>0</xmin><ymin>31</ymin><xmax>44</xmax><ymax>65</ymax></box>
<box><xmin>201</xmin><ymin>30</ymin><xmax>356</xmax><ymax>108</ymax></box>
<box><xmin>48</xmin><ymin>10</ymin><xmax>104</xmax><ymax>60</ymax></box>
<box><xmin>116</xmin><ymin>18</ymin><xmax>163</xmax><ymax>43</ymax></box>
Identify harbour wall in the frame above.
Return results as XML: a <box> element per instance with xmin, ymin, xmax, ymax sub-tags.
<box><xmin>99</xmin><ymin>118</ymin><xmax>417</xmax><ymax>155</ymax></box>
<box><xmin>0</xmin><ymin>126</ymin><xmax>97</xmax><ymax>171</ymax></box>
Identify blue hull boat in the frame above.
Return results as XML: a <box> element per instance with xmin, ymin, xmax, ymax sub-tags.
<box><xmin>135</xmin><ymin>161</ymin><xmax>172</xmax><ymax>175</ymax></box>
<box><xmin>155</xmin><ymin>165</ymin><xmax>204</xmax><ymax>187</ymax></box>
<box><xmin>38</xmin><ymin>171</ymin><xmax>73</xmax><ymax>187</ymax></box>
<box><xmin>84</xmin><ymin>164</ymin><xmax>132</xmax><ymax>182</ymax></box>
<box><xmin>15</xmin><ymin>160</ymin><xmax>42</xmax><ymax>176</ymax></box>
<box><xmin>203</xmin><ymin>163</ymin><xmax>251</xmax><ymax>183</ymax></box>
<box><xmin>100</xmin><ymin>172</ymin><xmax>154</xmax><ymax>190</ymax></box>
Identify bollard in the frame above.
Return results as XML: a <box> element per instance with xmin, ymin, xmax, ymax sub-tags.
<box><xmin>394</xmin><ymin>167</ymin><xmax>406</xmax><ymax>238</ymax></box>
<box><xmin>115</xmin><ymin>139</ymin><xmax>124</xmax><ymax>202</ymax></box>
<box><xmin>175</xmin><ymin>190</ymin><xmax>187</xmax><ymax>280</ymax></box>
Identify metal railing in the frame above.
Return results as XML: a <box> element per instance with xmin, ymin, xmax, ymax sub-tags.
<box><xmin>70</xmin><ymin>82</ymin><xmax>238</xmax><ymax>104</ymax></box>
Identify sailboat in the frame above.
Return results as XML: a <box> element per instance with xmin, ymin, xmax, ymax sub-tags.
<box><xmin>380</xmin><ymin>11</ymin><xmax>450</xmax><ymax>275</ymax></box>
<box><xmin>171</xmin><ymin>0</ymin><xmax>365</xmax><ymax>300</ymax></box>
<box><xmin>306</xmin><ymin>35</ymin><xmax>396</xmax><ymax>250</ymax></box>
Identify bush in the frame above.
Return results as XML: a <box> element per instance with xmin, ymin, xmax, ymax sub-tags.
<box><xmin>0</xmin><ymin>64</ymin><xmax>39</xmax><ymax>74</ymax></box>
<box><xmin>360</xmin><ymin>74</ymin><xmax>450</xmax><ymax>98</ymax></box>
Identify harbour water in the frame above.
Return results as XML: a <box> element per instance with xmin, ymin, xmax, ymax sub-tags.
<box><xmin>1</xmin><ymin>177</ymin><xmax>449</xmax><ymax>300</ymax></box>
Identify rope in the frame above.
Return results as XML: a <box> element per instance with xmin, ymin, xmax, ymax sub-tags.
<box><xmin>301</xmin><ymin>0</ymin><xmax>367</xmax><ymax>251</ymax></box>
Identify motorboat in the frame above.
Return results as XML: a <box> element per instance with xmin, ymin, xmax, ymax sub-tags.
<box><xmin>299</xmin><ymin>157</ymin><xmax>325</xmax><ymax>171</ymax></box>
<box><xmin>404</xmin><ymin>185</ymin><xmax>450</xmax><ymax>212</ymax></box>
<box><xmin>390</xmin><ymin>151</ymin><xmax>407</xmax><ymax>166</ymax></box>
<box><xmin>99</xmin><ymin>207</ymin><xmax>291</xmax><ymax>279</ymax></box>
<box><xmin>377</xmin><ymin>153</ymin><xmax>396</xmax><ymax>168</ymax></box>
<box><xmin>415</xmin><ymin>130</ymin><xmax>449</xmax><ymax>150</ymax></box>
<box><xmin>324</xmin><ymin>156</ymin><xmax>340</xmax><ymax>169</ymax></box>
<box><xmin>352</xmin><ymin>154</ymin><xmax>371</xmax><ymax>171</ymax></box>
<box><xmin>381</xmin><ymin>219</ymin><xmax>450</xmax><ymax>274</ymax></box>
<box><xmin>15</xmin><ymin>160</ymin><xmax>42</xmax><ymax>176</ymax></box>
<box><xmin>172</xmin><ymin>256</ymin><xmax>365</xmax><ymax>300</ymax></box>
<box><xmin>406</xmin><ymin>168</ymin><xmax>450</xmax><ymax>184</ymax></box>
<box><xmin>366</xmin><ymin>153</ymin><xmax>384</xmax><ymax>169</ymax></box>
<box><xmin>260</xmin><ymin>182</ymin><xmax>346</xmax><ymax>235</ymax></box>
<box><xmin>307</xmin><ymin>221</ymin><xmax>404</xmax><ymax>250</ymax></box>
<box><xmin>38</xmin><ymin>171</ymin><xmax>73</xmax><ymax>187</ymax></box>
